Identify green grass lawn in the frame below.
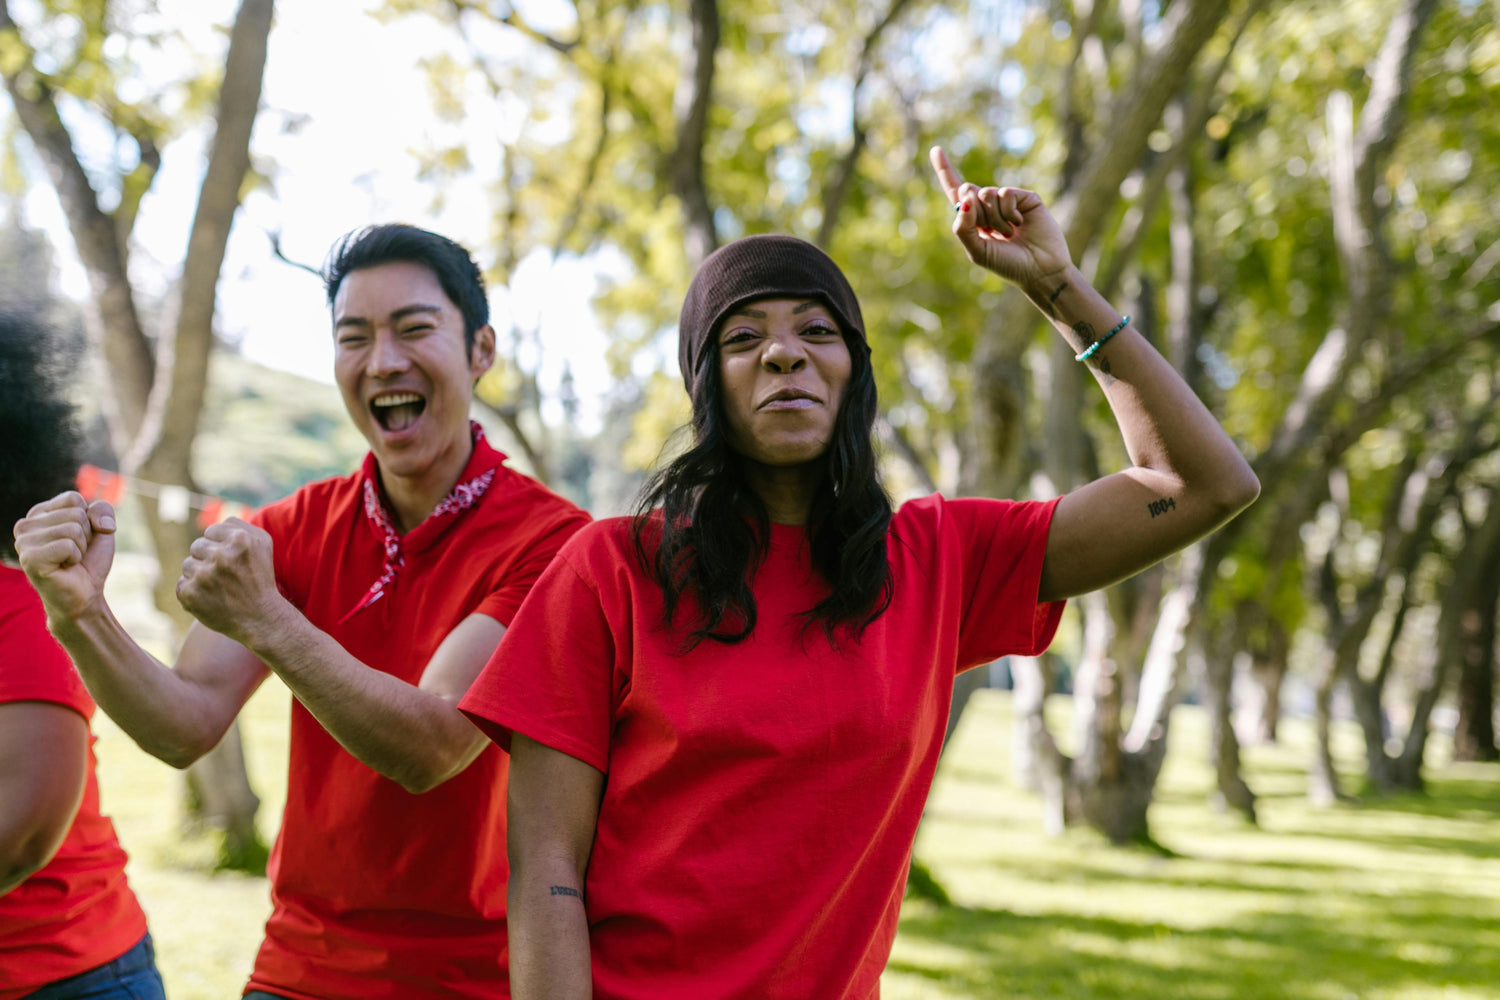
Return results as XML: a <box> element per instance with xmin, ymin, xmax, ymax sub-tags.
<box><xmin>884</xmin><ymin>694</ymin><xmax>1500</xmax><ymax>1000</ymax></box>
<box><xmin>90</xmin><ymin>573</ymin><xmax>1499</xmax><ymax>999</ymax></box>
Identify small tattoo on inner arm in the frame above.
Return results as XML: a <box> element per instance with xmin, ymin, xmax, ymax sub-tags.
<box><xmin>1071</xmin><ymin>320</ymin><xmax>1096</xmax><ymax>351</ymax></box>
<box><xmin>1148</xmin><ymin>497</ymin><xmax>1178</xmax><ymax>518</ymax></box>
<box><xmin>1098</xmin><ymin>358</ymin><xmax>1117</xmax><ymax>387</ymax></box>
<box><xmin>1045</xmin><ymin>282</ymin><xmax>1070</xmax><ymax>316</ymax></box>
<box><xmin>549</xmin><ymin>885</ymin><xmax>582</xmax><ymax>899</ymax></box>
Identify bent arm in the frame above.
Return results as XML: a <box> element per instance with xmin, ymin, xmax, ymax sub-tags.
<box><xmin>1035</xmin><ymin>269</ymin><xmax>1260</xmax><ymax>601</ymax></box>
<box><xmin>929</xmin><ymin>149</ymin><xmax>1259</xmax><ymax>602</ymax></box>
<box><xmin>507</xmin><ymin>734</ymin><xmax>603</xmax><ymax>1000</ymax></box>
<box><xmin>235</xmin><ymin>608</ymin><xmax>499</xmax><ymax>793</ymax></box>
<box><xmin>0</xmin><ymin>702</ymin><xmax>89</xmax><ymax>895</ymax></box>
<box><xmin>48</xmin><ymin>611</ymin><xmax>266</xmax><ymax>769</ymax></box>
<box><xmin>15</xmin><ymin>493</ymin><xmax>264</xmax><ymax>766</ymax></box>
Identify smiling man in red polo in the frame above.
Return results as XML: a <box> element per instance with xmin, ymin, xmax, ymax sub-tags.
<box><xmin>14</xmin><ymin>225</ymin><xmax>591</xmax><ymax>999</ymax></box>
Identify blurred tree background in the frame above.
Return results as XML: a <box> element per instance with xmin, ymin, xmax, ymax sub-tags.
<box><xmin>374</xmin><ymin>0</ymin><xmax>1500</xmax><ymax>843</ymax></box>
<box><xmin>3</xmin><ymin>0</ymin><xmax>1498</xmax><ymax>993</ymax></box>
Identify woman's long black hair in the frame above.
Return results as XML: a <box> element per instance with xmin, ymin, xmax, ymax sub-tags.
<box><xmin>631</xmin><ymin>327</ymin><xmax>893</xmax><ymax>650</ymax></box>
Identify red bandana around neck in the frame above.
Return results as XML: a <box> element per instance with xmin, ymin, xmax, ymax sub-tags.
<box><xmin>340</xmin><ymin>421</ymin><xmax>497</xmax><ymax>624</ymax></box>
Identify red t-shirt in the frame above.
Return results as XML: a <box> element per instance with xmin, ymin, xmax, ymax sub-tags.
<box><xmin>460</xmin><ymin>494</ymin><xmax>1064</xmax><ymax>1000</ymax></box>
<box><xmin>0</xmin><ymin>566</ymin><xmax>149</xmax><ymax>999</ymax></box>
<box><xmin>245</xmin><ymin>436</ymin><xmax>590</xmax><ymax>1000</ymax></box>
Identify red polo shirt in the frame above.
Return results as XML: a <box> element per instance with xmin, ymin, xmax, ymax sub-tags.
<box><xmin>461</xmin><ymin>494</ymin><xmax>1063</xmax><ymax>999</ymax></box>
<box><xmin>245</xmin><ymin>436</ymin><xmax>590</xmax><ymax>1000</ymax></box>
<box><xmin>0</xmin><ymin>566</ymin><xmax>149</xmax><ymax>1000</ymax></box>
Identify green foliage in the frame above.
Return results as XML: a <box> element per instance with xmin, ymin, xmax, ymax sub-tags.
<box><xmin>0</xmin><ymin>0</ymin><xmax>226</xmax><ymax>212</ymax></box>
<box><xmin>194</xmin><ymin>351</ymin><xmax>368</xmax><ymax>507</ymax></box>
<box><xmin>390</xmin><ymin>0</ymin><xmax>1500</xmax><ymax>734</ymax></box>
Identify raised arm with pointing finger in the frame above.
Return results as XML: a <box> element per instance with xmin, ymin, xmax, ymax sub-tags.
<box><xmin>928</xmin><ymin>145</ymin><xmax>1259</xmax><ymax>598</ymax></box>
<box><xmin>15</xmin><ymin>225</ymin><xmax>591</xmax><ymax>1000</ymax></box>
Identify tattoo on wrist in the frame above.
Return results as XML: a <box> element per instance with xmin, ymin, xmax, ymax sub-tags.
<box><xmin>1098</xmin><ymin>357</ymin><xmax>1117</xmax><ymax>387</ymax></box>
<box><xmin>1148</xmin><ymin>497</ymin><xmax>1177</xmax><ymax>518</ymax></box>
<box><xmin>549</xmin><ymin>885</ymin><xmax>582</xmax><ymax>899</ymax></box>
<box><xmin>1071</xmin><ymin>321</ymin><xmax>1096</xmax><ymax>350</ymax></box>
<box><xmin>1044</xmin><ymin>282</ymin><xmax>1070</xmax><ymax>317</ymax></box>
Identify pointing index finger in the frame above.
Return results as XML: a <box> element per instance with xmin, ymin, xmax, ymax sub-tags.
<box><xmin>929</xmin><ymin>145</ymin><xmax>964</xmax><ymax>206</ymax></box>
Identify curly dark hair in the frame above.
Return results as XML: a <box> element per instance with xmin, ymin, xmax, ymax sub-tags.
<box><xmin>1</xmin><ymin>306</ymin><xmax>85</xmax><ymax>561</ymax></box>
<box><xmin>632</xmin><ymin>329</ymin><xmax>894</xmax><ymax>650</ymax></box>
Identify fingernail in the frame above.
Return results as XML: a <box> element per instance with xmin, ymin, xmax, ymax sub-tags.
<box><xmin>100</xmin><ymin>516</ymin><xmax>116</xmax><ymax>531</ymax></box>
<box><xmin>962</xmin><ymin>201</ymin><xmax>971</xmax><ymax>212</ymax></box>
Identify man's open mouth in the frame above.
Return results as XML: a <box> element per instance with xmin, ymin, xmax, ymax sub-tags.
<box><xmin>371</xmin><ymin>391</ymin><xmax>427</xmax><ymax>432</ymax></box>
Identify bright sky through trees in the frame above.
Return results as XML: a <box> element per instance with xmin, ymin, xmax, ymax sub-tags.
<box><xmin>16</xmin><ymin>0</ymin><xmax>613</xmax><ymax>431</ymax></box>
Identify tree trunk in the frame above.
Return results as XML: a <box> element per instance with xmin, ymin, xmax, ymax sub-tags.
<box><xmin>1009</xmin><ymin>655</ymin><xmax>1072</xmax><ymax>834</ymax></box>
<box><xmin>1308</xmin><ymin>646</ymin><xmax>1348</xmax><ymax>807</ymax></box>
<box><xmin>1453</xmin><ymin>487</ymin><xmax>1500</xmax><ymax>761</ymax></box>
<box><xmin>1204</xmin><ymin>628</ymin><xmax>1255</xmax><ymax>820</ymax></box>
<box><xmin>946</xmin><ymin>667</ymin><xmax>987</xmax><ymax>746</ymax></box>
<box><xmin>1247</xmin><ymin>619</ymin><xmax>1290</xmax><ymax>744</ymax></box>
<box><xmin>1349</xmin><ymin>674</ymin><xmax>1396</xmax><ymax>794</ymax></box>
<box><xmin>671</xmin><ymin>0</ymin><xmax>720</xmax><ymax>269</ymax></box>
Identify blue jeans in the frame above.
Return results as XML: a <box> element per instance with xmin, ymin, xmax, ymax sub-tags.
<box><xmin>21</xmin><ymin>934</ymin><xmax>165</xmax><ymax>1000</ymax></box>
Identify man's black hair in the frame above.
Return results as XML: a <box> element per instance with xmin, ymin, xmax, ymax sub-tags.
<box><xmin>0</xmin><ymin>307</ymin><xmax>85</xmax><ymax>561</ymax></box>
<box><xmin>322</xmin><ymin>224</ymin><xmax>490</xmax><ymax>353</ymax></box>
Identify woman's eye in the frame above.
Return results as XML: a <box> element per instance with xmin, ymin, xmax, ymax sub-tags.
<box><xmin>803</xmin><ymin>324</ymin><xmax>839</xmax><ymax>337</ymax></box>
<box><xmin>723</xmin><ymin>329</ymin><xmax>757</xmax><ymax>345</ymax></box>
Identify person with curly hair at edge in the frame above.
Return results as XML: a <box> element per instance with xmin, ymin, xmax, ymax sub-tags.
<box><xmin>0</xmin><ymin>304</ymin><xmax>167</xmax><ymax>1000</ymax></box>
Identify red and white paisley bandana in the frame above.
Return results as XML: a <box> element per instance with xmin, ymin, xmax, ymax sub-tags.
<box><xmin>340</xmin><ymin>422</ymin><xmax>496</xmax><ymax>623</ymax></box>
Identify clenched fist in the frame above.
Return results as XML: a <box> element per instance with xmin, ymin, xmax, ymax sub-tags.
<box><xmin>13</xmin><ymin>492</ymin><xmax>118</xmax><ymax>624</ymax></box>
<box><xmin>176</xmin><ymin>518</ymin><xmax>288</xmax><ymax>646</ymax></box>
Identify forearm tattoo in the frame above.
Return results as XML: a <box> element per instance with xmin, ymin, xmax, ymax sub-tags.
<box><xmin>1072</xmin><ymin>320</ymin><xmax>1118</xmax><ymax>387</ymax></box>
<box><xmin>1097</xmin><ymin>357</ymin><xmax>1117</xmax><ymax>387</ymax></box>
<box><xmin>1148</xmin><ymin>497</ymin><xmax>1178</xmax><ymax>518</ymax></box>
<box><xmin>1044</xmin><ymin>282</ymin><xmax>1070</xmax><ymax>317</ymax></box>
<box><xmin>549</xmin><ymin>885</ymin><xmax>582</xmax><ymax>899</ymax></box>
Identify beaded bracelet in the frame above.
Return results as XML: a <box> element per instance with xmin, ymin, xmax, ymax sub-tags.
<box><xmin>1075</xmin><ymin>315</ymin><xmax>1130</xmax><ymax>363</ymax></box>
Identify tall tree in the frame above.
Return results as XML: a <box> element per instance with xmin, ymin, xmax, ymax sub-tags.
<box><xmin>0</xmin><ymin>0</ymin><xmax>275</xmax><ymax>868</ymax></box>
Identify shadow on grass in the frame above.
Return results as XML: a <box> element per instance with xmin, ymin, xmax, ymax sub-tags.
<box><xmin>889</xmin><ymin>888</ymin><xmax>1500</xmax><ymax>1000</ymax></box>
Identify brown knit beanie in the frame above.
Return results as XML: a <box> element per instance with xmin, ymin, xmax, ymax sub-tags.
<box><xmin>677</xmin><ymin>234</ymin><xmax>866</xmax><ymax>393</ymax></box>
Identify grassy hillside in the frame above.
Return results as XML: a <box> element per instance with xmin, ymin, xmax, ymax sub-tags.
<box><xmin>194</xmin><ymin>350</ymin><xmax>369</xmax><ymax>507</ymax></box>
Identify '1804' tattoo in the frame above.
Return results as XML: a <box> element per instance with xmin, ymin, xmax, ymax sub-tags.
<box><xmin>549</xmin><ymin>885</ymin><xmax>581</xmax><ymax>899</ymax></box>
<box><xmin>1148</xmin><ymin>497</ymin><xmax>1177</xmax><ymax>518</ymax></box>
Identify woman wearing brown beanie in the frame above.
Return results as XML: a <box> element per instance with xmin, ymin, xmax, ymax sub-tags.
<box><xmin>461</xmin><ymin>147</ymin><xmax>1260</xmax><ymax>999</ymax></box>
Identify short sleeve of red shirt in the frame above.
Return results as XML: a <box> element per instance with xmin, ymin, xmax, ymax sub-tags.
<box><xmin>0</xmin><ymin>569</ymin><xmax>92</xmax><ymax>718</ymax></box>
<box><xmin>460</xmin><ymin>530</ymin><xmax>618</xmax><ymax>772</ymax></box>
<box><xmin>468</xmin><ymin>514</ymin><xmax>591</xmax><ymax>627</ymax></box>
<box><xmin>936</xmin><ymin>495</ymin><xmax>1065</xmax><ymax>670</ymax></box>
